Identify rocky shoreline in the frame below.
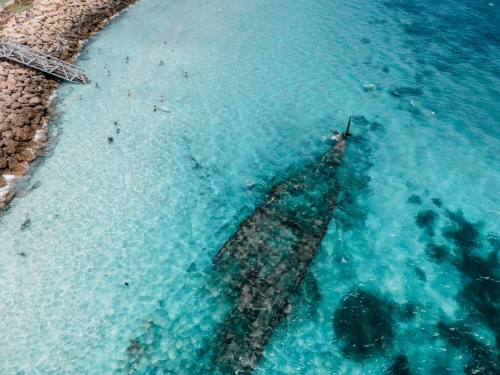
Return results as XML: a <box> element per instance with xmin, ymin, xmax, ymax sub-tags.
<box><xmin>0</xmin><ymin>0</ymin><xmax>137</xmax><ymax>212</ymax></box>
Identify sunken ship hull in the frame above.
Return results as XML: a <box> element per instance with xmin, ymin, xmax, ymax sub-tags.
<box><xmin>208</xmin><ymin>136</ymin><xmax>349</xmax><ymax>374</ymax></box>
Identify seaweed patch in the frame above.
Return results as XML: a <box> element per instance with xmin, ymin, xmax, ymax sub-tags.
<box><xmin>437</xmin><ymin>320</ymin><xmax>500</xmax><ymax>374</ymax></box>
<box><xmin>442</xmin><ymin>210</ymin><xmax>481</xmax><ymax>251</ymax></box>
<box><xmin>415</xmin><ymin>209</ymin><xmax>439</xmax><ymax>236</ymax></box>
<box><xmin>425</xmin><ymin>243</ymin><xmax>449</xmax><ymax>264</ymax></box>
<box><xmin>432</xmin><ymin>198</ymin><xmax>442</xmax><ymax>208</ymax></box>
<box><xmin>333</xmin><ymin>289</ymin><xmax>395</xmax><ymax>361</ymax></box>
<box><xmin>407</xmin><ymin>194</ymin><xmax>422</xmax><ymax>205</ymax></box>
<box><xmin>389</xmin><ymin>354</ymin><xmax>412</xmax><ymax>375</ymax></box>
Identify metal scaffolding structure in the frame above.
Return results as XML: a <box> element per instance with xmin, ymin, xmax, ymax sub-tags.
<box><xmin>0</xmin><ymin>39</ymin><xmax>88</xmax><ymax>84</ymax></box>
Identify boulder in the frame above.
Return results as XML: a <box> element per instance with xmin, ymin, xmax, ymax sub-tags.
<box><xmin>7</xmin><ymin>156</ymin><xmax>19</xmax><ymax>170</ymax></box>
<box><xmin>29</xmin><ymin>97</ymin><xmax>42</xmax><ymax>106</ymax></box>
<box><xmin>19</xmin><ymin>150</ymin><xmax>36</xmax><ymax>162</ymax></box>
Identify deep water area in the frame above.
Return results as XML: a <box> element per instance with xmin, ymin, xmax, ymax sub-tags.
<box><xmin>0</xmin><ymin>0</ymin><xmax>499</xmax><ymax>373</ymax></box>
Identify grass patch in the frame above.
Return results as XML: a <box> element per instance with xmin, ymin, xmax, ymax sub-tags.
<box><xmin>7</xmin><ymin>3</ymin><xmax>32</xmax><ymax>13</ymax></box>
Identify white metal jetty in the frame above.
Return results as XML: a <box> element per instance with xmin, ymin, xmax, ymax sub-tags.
<box><xmin>0</xmin><ymin>39</ymin><xmax>88</xmax><ymax>84</ymax></box>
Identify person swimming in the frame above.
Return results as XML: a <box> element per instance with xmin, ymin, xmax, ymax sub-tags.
<box><xmin>79</xmin><ymin>95</ymin><xmax>82</xmax><ymax>99</ymax></box>
<box><xmin>108</xmin><ymin>136</ymin><xmax>113</xmax><ymax>143</ymax></box>
<box><xmin>184</xmin><ymin>71</ymin><xmax>188</xmax><ymax>77</ymax></box>
<box><xmin>108</xmin><ymin>71</ymin><xmax>110</xmax><ymax>76</ymax></box>
<box><xmin>126</xmin><ymin>56</ymin><xmax>129</xmax><ymax>62</ymax></box>
<box><xmin>95</xmin><ymin>82</ymin><xmax>99</xmax><ymax>88</ymax></box>
<box><xmin>161</xmin><ymin>96</ymin><xmax>164</xmax><ymax>101</ymax></box>
<box><xmin>128</xmin><ymin>90</ymin><xmax>131</xmax><ymax>96</ymax></box>
<box><xmin>154</xmin><ymin>105</ymin><xmax>158</xmax><ymax>112</ymax></box>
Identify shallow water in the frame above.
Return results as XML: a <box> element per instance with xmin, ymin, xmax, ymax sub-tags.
<box><xmin>1</xmin><ymin>0</ymin><xmax>500</xmax><ymax>373</ymax></box>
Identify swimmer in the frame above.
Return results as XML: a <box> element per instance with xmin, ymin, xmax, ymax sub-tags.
<box><xmin>108</xmin><ymin>136</ymin><xmax>113</xmax><ymax>143</ymax></box>
<box><xmin>161</xmin><ymin>96</ymin><xmax>164</xmax><ymax>101</ymax></box>
<box><xmin>95</xmin><ymin>82</ymin><xmax>99</xmax><ymax>88</ymax></box>
<box><xmin>108</xmin><ymin>71</ymin><xmax>110</xmax><ymax>76</ymax></box>
<box><xmin>154</xmin><ymin>105</ymin><xmax>158</xmax><ymax>112</ymax></box>
<box><xmin>79</xmin><ymin>95</ymin><xmax>82</xmax><ymax>99</ymax></box>
<box><xmin>125</xmin><ymin>56</ymin><xmax>129</xmax><ymax>62</ymax></box>
<box><xmin>128</xmin><ymin>90</ymin><xmax>131</xmax><ymax>96</ymax></box>
<box><xmin>114</xmin><ymin>121</ymin><xmax>117</xmax><ymax>125</ymax></box>
<box><xmin>184</xmin><ymin>71</ymin><xmax>188</xmax><ymax>77</ymax></box>
<box><xmin>302</xmin><ymin>183</ymin><xmax>306</xmax><ymax>189</ymax></box>
<box><xmin>117</xmin><ymin>127</ymin><xmax>120</xmax><ymax>133</ymax></box>
<box><xmin>294</xmin><ymin>185</ymin><xmax>299</xmax><ymax>191</ymax></box>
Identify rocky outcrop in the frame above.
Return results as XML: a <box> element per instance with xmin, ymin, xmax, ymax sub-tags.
<box><xmin>0</xmin><ymin>0</ymin><xmax>137</xmax><ymax>210</ymax></box>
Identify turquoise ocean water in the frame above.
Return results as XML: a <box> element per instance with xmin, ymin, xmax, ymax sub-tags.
<box><xmin>1</xmin><ymin>0</ymin><xmax>499</xmax><ymax>373</ymax></box>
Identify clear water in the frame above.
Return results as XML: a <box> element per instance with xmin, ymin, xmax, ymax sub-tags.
<box><xmin>1</xmin><ymin>0</ymin><xmax>499</xmax><ymax>373</ymax></box>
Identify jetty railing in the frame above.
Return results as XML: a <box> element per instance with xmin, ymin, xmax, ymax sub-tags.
<box><xmin>0</xmin><ymin>39</ymin><xmax>88</xmax><ymax>84</ymax></box>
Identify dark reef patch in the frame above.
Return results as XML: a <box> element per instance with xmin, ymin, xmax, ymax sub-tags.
<box><xmin>361</xmin><ymin>38</ymin><xmax>372</xmax><ymax>44</ymax></box>
<box><xmin>187</xmin><ymin>262</ymin><xmax>198</xmax><ymax>273</ymax></box>
<box><xmin>415</xmin><ymin>209</ymin><xmax>439</xmax><ymax>236</ymax></box>
<box><xmin>437</xmin><ymin>320</ymin><xmax>500</xmax><ymax>374</ymax></box>
<box><xmin>412</xmin><ymin>265</ymin><xmax>426</xmax><ymax>282</ymax></box>
<box><xmin>432</xmin><ymin>198</ymin><xmax>442</xmax><ymax>207</ymax></box>
<box><xmin>120</xmin><ymin>320</ymin><xmax>164</xmax><ymax>374</ymax></box>
<box><xmin>425</xmin><ymin>243</ymin><xmax>449</xmax><ymax>264</ymax></box>
<box><xmin>383</xmin><ymin>66</ymin><xmax>390</xmax><ymax>73</ymax></box>
<box><xmin>407</xmin><ymin>194</ymin><xmax>422</xmax><ymax>205</ymax></box>
<box><xmin>442</xmin><ymin>210</ymin><xmax>481</xmax><ymax>251</ymax></box>
<box><xmin>406</xmin><ymin>259</ymin><xmax>426</xmax><ymax>281</ymax></box>
<box><xmin>389</xmin><ymin>355</ymin><xmax>412</xmax><ymax>375</ymax></box>
<box><xmin>453</xmin><ymin>232</ymin><xmax>500</xmax><ymax>347</ymax></box>
<box><xmin>398</xmin><ymin>303</ymin><xmax>419</xmax><ymax>322</ymax></box>
<box><xmin>437</xmin><ymin>207</ymin><xmax>500</xmax><ymax>372</ymax></box>
<box><xmin>333</xmin><ymin>290</ymin><xmax>395</xmax><ymax>360</ymax></box>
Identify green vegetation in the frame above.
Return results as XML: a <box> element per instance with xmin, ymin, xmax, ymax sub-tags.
<box><xmin>7</xmin><ymin>3</ymin><xmax>32</xmax><ymax>13</ymax></box>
